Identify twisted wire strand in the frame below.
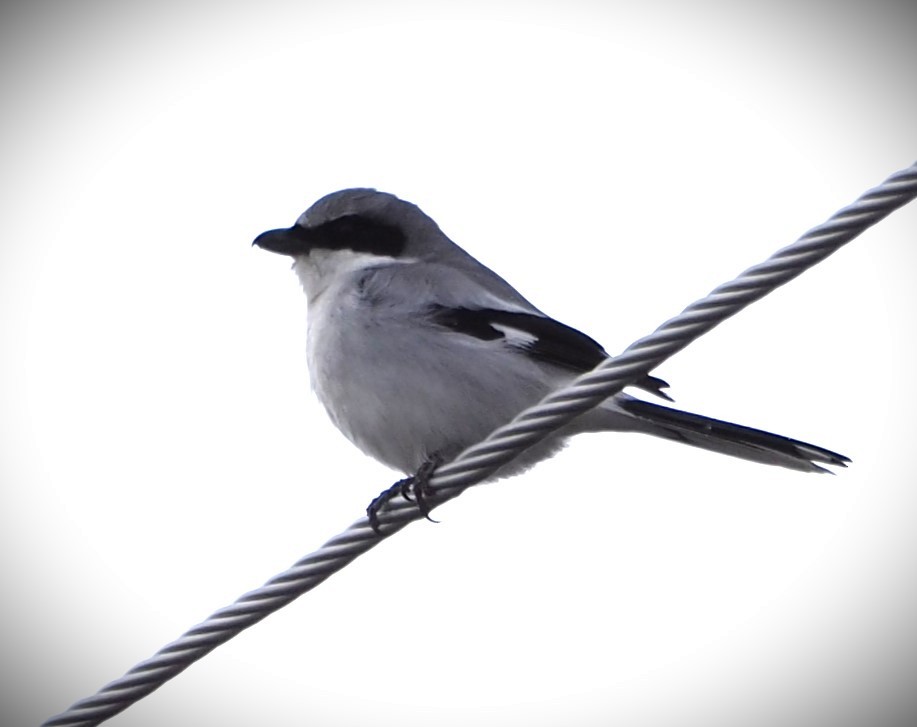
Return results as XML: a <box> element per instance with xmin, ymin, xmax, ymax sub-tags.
<box><xmin>44</xmin><ymin>162</ymin><xmax>917</xmax><ymax>727</ymax></box>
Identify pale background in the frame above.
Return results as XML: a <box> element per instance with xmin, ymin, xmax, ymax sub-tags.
<box><xmin>2</xmin><ymin>1</ymin><xmax>916</xmax><ymax>726</ymax></box>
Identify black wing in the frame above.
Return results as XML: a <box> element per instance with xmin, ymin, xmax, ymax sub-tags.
<box><xmin>429</xmin><ymin>306</ymin><xmax>672</xmax><ymax>400</ymax></box>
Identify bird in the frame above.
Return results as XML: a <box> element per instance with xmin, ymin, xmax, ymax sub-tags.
<box><xmin>253</xmin><ymin>188</ymin><xmax>848</xmax><ymax>527</ymax></box>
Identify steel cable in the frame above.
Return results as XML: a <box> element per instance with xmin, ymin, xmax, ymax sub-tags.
<box><xmin>43</xmin><ymin>162</ymin><xmax>917</xmax><ymax>726</ymax></box>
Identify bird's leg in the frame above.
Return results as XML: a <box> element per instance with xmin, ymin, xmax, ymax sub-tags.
<box><xmin>367</xmin><ymin>454</ymin><xmax>442</xmax><ymax>534</ymax></box>
<box><xmin>366</xmin><ymin>478</ymin><xmax>409</xmax><ymax>534</ymax></box>
<box><xmin>405</xmin><ymin>455</ymin><xmax>442</xmax><ymax>522</ymax></box>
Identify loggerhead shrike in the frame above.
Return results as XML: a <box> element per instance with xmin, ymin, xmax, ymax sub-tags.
<box><xmin>254</xmin><ymin>189</ymin><xmax>848</xmax><ymax>525</ymax></box>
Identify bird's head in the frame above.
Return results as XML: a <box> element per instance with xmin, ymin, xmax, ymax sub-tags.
<box><xmin>253</xmin><ymin>188</ymin><xmax>455</xmax><ymax>301</ymax></box>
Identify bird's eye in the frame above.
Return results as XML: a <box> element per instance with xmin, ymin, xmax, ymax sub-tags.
<box><xmin>314</xmin><ymin>215</ymin><xmax>406</xmax><ymax>257</ymax></box>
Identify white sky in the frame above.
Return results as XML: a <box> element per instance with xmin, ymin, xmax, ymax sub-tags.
<box><xmin>2</xmin><ymin>2</ymin><xmax>916</xmax><ymax>726</ymax></box>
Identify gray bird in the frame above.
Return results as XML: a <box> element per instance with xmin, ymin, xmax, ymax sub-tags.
<box><xmin>254</xmin><ymin>189</ymin><xmax>848</xmax><ymax>523</ymax></box>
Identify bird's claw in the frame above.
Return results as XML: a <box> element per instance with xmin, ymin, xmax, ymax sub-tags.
<box><xmin>367</xmin><ymin>456</ymin><xmax>442</xmax><ymax>534</ymax></box>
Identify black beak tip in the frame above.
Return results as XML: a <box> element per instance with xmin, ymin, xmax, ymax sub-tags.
<box><xmin>253</xmin><ymin>227</ymin><xmax>300</xmax><ymax>255</ymax></box>
<box><xmin>252</xmin><ymin>228</ymin><xmax>276</xmax><ymax>249</ymax></box>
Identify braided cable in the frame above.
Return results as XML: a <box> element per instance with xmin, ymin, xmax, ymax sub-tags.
<box><xmin>43</xmin><ymin>162</ymin><xmax>917</xmax><ymax>726</ymax></box>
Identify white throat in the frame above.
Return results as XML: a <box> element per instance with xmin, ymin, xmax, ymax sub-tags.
<box><xmin>293</xmin><ymin>249</ymin><xmax>400</xmax><ymax>304</ymax></box>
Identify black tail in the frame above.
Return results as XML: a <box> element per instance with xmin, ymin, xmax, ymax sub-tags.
<box><xmin>619</xmin><ymin>398</ymin><xmax>850</xmax><ymax>473</ymax></box>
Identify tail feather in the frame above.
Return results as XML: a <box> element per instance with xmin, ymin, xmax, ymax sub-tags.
<box><xmin>618</xmin><ymin>398</ymin><xmax>850</xmax><ymax>473</ymax></box>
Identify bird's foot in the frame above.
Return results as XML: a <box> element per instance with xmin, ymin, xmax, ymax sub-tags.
<box><xmin>367</xmin><ymin>455</ymin><xmax>442</xmax><ymax>534</ymax></box>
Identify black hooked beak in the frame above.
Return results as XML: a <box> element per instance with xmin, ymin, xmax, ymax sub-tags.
<box><xmin>252</xmin><ymin>225</ymin><xmax>313</xmax><ymax>256</ymax></box>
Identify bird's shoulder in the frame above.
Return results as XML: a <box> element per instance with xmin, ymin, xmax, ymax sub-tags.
<box><xmin>355</xmin><ymin>259</ymin><xmax>536</xmax><ymax>311</ymax></box>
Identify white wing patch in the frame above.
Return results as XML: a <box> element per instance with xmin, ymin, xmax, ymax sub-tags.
<box><xmin>490</xmin><ymin>322</ymin><xmax>539</xmax><ymax>347</ymax></box>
